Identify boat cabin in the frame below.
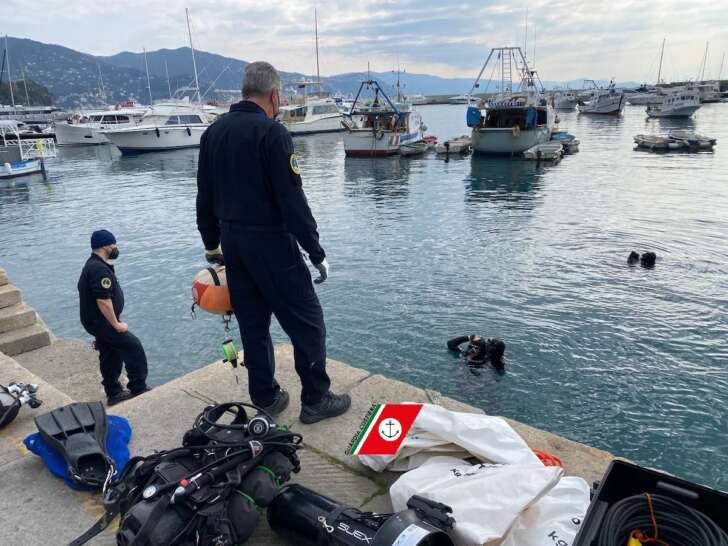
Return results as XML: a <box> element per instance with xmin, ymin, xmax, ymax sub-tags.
<box><xmin>481</xmin><ymin>102</ymin><xmax>548</xmax><ymax>130</ymax></box>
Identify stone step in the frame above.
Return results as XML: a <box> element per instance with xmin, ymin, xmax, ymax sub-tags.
<box><xmin>0</xmin><ymin>322</ymin><xmax>52</xmax><ymax>356</ymax></box>
<box><xmin>0</xmin><ymin>284</ymin><xmax>22</xmax><ymax>309</ymax></box>
<box><xmin>0</xmin><ymin>303</ymin><xmax>37</xmax><ymax>334</ymax></box>
<box><xmin>0</xmin><ymin>267</ymin><xmax>8</xmax><ymax>286</ymax></box>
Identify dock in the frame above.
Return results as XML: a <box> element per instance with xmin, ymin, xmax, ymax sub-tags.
<box><xmin>0</xmin><ymin>267</ymin><xmax>614</xmax><ymax>545</ymax></box>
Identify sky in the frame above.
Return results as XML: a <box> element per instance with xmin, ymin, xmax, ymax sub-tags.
<box><xmin>5</xmin><ymin>0</ymin><xmax>728</xmax><ymax>82</ymax></box>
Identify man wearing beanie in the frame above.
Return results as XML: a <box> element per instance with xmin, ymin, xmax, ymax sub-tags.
<box><xmin>77</xmin><ymin>229</ymin><xmax>150</xmax><ymax>406</ymax></box>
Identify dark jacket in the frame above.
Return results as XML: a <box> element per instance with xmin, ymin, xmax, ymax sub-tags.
<box><xmin>78</xmin><ymin>254</ymin><xmax>124</xmax><ymax>332</ymax></box>
<box><xmin>196</xmin><ymin>100</ymin><xmax>325</xmax><ymax>264</ymax></box>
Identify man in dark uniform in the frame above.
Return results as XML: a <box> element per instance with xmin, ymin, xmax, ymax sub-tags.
<box><xmin>196</xmin><ymin>61</ymin><xmax>350</xmax><ymax>424</ymax></box>
<box><xmin>78</xmin><ymin>229</ymin><xmax>149</xmax><ymax>406</ymax></box>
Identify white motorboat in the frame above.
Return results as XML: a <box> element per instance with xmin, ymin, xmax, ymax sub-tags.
<box><xmin>278</xmin><ymin>96</ymin><xmax>344</xmax><ymax>135</ymax></box>
<box><xmin>467</xmin><ymin>47</ymin><xmax>556</xmax><ymax>155</ymax></box>
<box><xmin>696</xmin><ymin>81</ymin><xmax>721</xmax><ymax>103</ymax></box>
<box><xmin>55</xmin><ymin>103</ymin><xmax>147</xmax><ymax>145</ymax></box>
<box><xmin>578</xmin><ymin>80</ymin><xmax>625</xmax><ymax>115</ymax></box>
<box><xmin>448</xmin><ymin>94</ymin><xmax>473</xmax><ymax>104</ymax></box>
<box><xmin>102</xmin><ymin>101</ymin><xmax>212</xmax><ymax>155</ymax></box>
<box><xmin>553</xmin><ymin>91</ymin><xmax>577</xmax><ymax>110</ymax></box>
<box><xmin>646</xmin><ymin>86</ymin><xmax>701</xmax><ymax>118</ymax></box>
<box><xmin>435</xmin><ymin>135</ymin><xmax>471</xmax><ymax>154</ymax></box>
<box><xmin>668</xmin><ymin>130</ymin><xmax>717</xmax><ymax>148</ymax></box>
<box><xmin>0</xmin><ymin>120</ymin><xmax>57</xmax><ymax>179</ymax></box>
<box><xmin>634</xmin><ymin>134</ymin><xmax>684</xmax><ymax>151</ymax></box>
<box><xmin>626</xmin><ymin>85</ymin><xmax>661</xmax><ymax>105</ymax></box>
<box><xmin>407</xmin><ymin>94</ymin><xmax>428</xmax><ymax>105</ymax></box>
<box><xmin>342</xmin><ymin>80</ymin><xmax>425</xmax><ymax>157</ymax></box>
<box><xmin>523</xmin><ymin>142</ymin><xmax>563</xmax><ymax>161</ymax></box>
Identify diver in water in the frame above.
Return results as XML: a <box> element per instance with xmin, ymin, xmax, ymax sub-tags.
<box><xmin>447</xmin><ymin>335</ymin><xmax>506</xmax><ymax>372</ymax></box>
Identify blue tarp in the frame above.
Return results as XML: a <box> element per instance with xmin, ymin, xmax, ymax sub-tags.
<box><xmin>24</xmin><ymin>415</ymin><xmax>132</xmax><ymax>491</ymax></box>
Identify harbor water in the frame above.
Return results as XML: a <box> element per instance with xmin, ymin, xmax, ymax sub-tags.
<box><xmin>1</xmin><ymin>104</ymin><xmax>726</xmax><ymax>490</ymax></box>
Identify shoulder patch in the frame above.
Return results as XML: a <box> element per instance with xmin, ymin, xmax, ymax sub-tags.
<box><xmin>100</xmin><ymin>277</ymin><xmax>112</xmax><ymax>289</ymax></box>
<box><xmin>289</xmin><ymin>153</ymin><xmax>301</xmax><ymax>175</ymax></box>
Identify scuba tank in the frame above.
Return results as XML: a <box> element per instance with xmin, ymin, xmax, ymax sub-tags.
<box><xmin>268</xmin><ymin>484</ymin><xmax>455</xmax><ymax>546</ymax></box>
<box><xmin>0</xmin><ymin>383</ymin><xmax>42</xmax><ymax>428</ymax></box>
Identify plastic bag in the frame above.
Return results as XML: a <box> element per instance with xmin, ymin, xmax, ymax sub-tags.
<box><xmin>359</xmin><ymin>404</ymin><xmax>540</xmax><ymax>472</ymax></box>
<box><xmin>389</xmin><ymin>456</ymin><xmax>563</xmax><ymax>546</ymax></box>
<box><xmin>500</xmin><ymin>476</ymin><xmax>591</xmax><ymax>546</ymax></box>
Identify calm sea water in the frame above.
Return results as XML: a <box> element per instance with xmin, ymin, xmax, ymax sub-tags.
<box><xmin>1</xmin><ymin>104</ymin><xmax>726</xmax><ymax>489</ymax></box>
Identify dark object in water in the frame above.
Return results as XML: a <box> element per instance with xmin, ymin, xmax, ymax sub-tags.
<box><xmin>640</xmin><ymin>252</ymin><xmax>657</xmax><ymax>268</ymax></box>
<box><xmin>628</xmin><ymin>251</ymin><xmax>640</xmax><ymax>265</ymax></box>
<box><xmin>447</xmin><ymin>335</ymin><xmax>506</xmax><ymax>371</ymax></box>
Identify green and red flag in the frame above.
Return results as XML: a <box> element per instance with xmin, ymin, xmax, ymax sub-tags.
<box><xmin>347</xmin><ymin>403</ymin><xmax>423</xmax><ymax>456</ymax></box>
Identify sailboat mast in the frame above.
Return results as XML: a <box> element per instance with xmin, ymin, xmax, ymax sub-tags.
<box><xmin>523</xmin><ymin>5</ymin><xmax>528</xmax><ymax>60</ymax></box>
<box><xmin>164</xmin><ymin>58</ymin><xmax>172</xmax><ymax>98</ymax></box>
<box><xmin>314</xmin><ymin>7</ymin><xmax>321</xmax><ymax>93</ymax></box>
<box><xmin>186</xmin><ymin>8</ymin><xmax>201</xmax><ymax>103</ymax></box>
<box><xmin>97</xmin><ymin>63</ymin><xmax>108</xmax><ymax>105</ymax></box>
<box><xmin>719</xmin><ymin>52</ymin><xmax>726</xmax><ymax>82</ymax></box>
<box><xmin>21</xmin><ymin>65</ymin><xmax>30</xmax><ymax>105</ymax></box>
<box><xmin>4</xmin><ymin>35</ymin><xmax>15</xmax><ymax>107</ymax></box>
<box><xmin>143</xmin><ymin>48</ymin><xmax>153</xmax><ymax>105</ymax></box>
<box><xmin>656</xmin><ymin>38</ymin><xmax>665</xmax><ymax>85</ymax></box>
<box><xmin>699</xmin><ymin>41</ymin><xmax>709</xmax><ymax>81</ymax></box>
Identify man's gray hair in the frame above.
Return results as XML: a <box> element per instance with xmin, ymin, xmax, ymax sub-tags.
<box><xmin>242</xmin><ymin>61</ymin><xmax>281</xmax><ymax>98</ymax></box>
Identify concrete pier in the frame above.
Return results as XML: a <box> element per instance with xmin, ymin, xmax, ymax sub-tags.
<box><xmin>1</xmin><ymin>337</ymin><xmax>614</xmax><ymax>545</ymax></box>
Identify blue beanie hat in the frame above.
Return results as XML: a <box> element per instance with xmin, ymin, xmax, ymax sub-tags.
<box><xmin>91</xmin><ymin>229</ymin><xmax>117</xmax><ymax>249</ymax></box>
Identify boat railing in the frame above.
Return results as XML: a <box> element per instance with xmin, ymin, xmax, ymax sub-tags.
<box><xmin>19</xmin><ymin>138</ymin><xmax>57</xmax><ymax>160</ymax></box>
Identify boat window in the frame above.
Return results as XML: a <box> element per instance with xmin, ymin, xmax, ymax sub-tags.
<box><xmin>89</xmin><ymin>115</ymin><xmax>103</xmax><ymax>122</ymax></box>
<box><xmin>165</xmin><ymin>116</ymin><xmax>181</xmax><ymax>125</ymax></box>
<box><xmin>312</xmin><ymin>105</ymin><xmax>338</xmax><ymax>115</ymax></box>
<box><xmin>179</xmin><ymin>115</ymin><xmax>203</xmax><ymax>124</ymax></box>
<box><xmin>116</xmin><ymin>115</ymin><xmax>129</xmax><ymax>123</ymax></box>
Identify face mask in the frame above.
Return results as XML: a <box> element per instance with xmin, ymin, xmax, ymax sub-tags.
<box><xmin>108</xmin><ymin>247</ymin><xmax>120</xmax><ymax>260</ymax></box>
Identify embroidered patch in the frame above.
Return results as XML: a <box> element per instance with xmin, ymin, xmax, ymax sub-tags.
<box><xmin>289</xmin><ymin>153</ymin><xmax>301</xmax><ymax>175</ymax></box>
<box><xmin>101</xmin><ymin>277</ymin><xmax>112</xmax><ymax>289</ymax></box>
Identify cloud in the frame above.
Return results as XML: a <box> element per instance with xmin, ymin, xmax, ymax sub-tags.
<box><xmin>4</xmin><ymin>0</ymin><xmax>728</xmax><ymax>81</ymax></box>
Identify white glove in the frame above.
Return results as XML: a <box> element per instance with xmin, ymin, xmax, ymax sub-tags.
<box><xmin>313</xmin><ymin>258</ymin><xmax>329</xmax><ymax>284</ymax></box>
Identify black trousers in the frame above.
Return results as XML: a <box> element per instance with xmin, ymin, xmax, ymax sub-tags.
<box><xmin>88</xmin><ymin>324</ymin><xmax>149</xmax><ymax>397</ymax></box>
<box><xmin>221</xmin><ymin>225</ymin><xmax>331</xmax><ymax>407</ymax></box>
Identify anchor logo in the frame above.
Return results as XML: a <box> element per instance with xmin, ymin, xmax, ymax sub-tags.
<box><xmin>378</xmin><ymin>418</ymin><xmax>403</xmax><ymax>442</ymax></box>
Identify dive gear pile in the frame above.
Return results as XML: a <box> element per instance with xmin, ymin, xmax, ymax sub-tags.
<box><xmin>71</xmin><ymin>402</ymin><xmax>301</xmax><ymax>546</ymax></box>
<box><xmin>34</xmin><ymin>401</ymin><xmax>112</xmax><ymax>489</ymax></box>
<box><xmin>267</xmin><ymin>484</ymin><xmax>455</xmax><ymax>546</ymax></box>
<box><xmin>0</xmin><ymin>382</ymin><xmax>42</xmax><ymax>428</ymax></box>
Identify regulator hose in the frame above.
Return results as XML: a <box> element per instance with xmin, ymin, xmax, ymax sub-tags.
<box><xmin>597</xmin><ymin>493</ymin><xmax>728</xmax><ymax>546</ymax></box>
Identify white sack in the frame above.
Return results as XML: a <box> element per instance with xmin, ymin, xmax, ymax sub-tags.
<box><xmin>500</xmin><ymin>476</ymin><xmax>591</xmax><ymax>546</ymax></box>
<box><xmin>359</xmin><ymin>404</ymin><xmax>541</xmax><ymax>472</ymax></box>
<box><xmin>389</xmin><ymin>456</ymin><xmax>563</xmax><ymax>546</ymax></box>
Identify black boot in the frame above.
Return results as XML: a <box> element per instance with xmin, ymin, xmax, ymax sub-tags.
<box><xmin>300</xmin><ymin>392</ymin><xmax>351</xmax><ymax>424</ymax></box>
<box><xmin>107</xmin><ymin>390</ymin><xmax>134</xmax><ymax>407</ymax></box>
<box><xmin>258</xmin><ymin>389</ymin><xmax>290</xmax><ymax>417</ymax></box>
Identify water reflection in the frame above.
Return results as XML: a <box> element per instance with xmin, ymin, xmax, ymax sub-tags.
<box><xmin>343</xmin><ymin>156</ymin><xmax>411</xmax><ymax>202</ymax></box>
<box><xmin>464</xmin><ymin>156</ymin><xmax>544</xmax><ymax>208</ymax></box>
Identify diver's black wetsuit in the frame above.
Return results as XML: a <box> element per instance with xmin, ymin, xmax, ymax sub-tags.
<box><xmin>447</xmin><ymin>335</ymin><xmax>506</xmax><ymax>371</ymax></box>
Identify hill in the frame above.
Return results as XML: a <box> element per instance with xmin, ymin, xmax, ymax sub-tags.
<box><xmin>0</xmin><ymin>79</ymin><xmax>53</xmax><ymax>106</ymax></box>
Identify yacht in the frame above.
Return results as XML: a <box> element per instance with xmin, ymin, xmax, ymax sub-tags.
<box><xmin>696</xmin><ymin>81</ymin><xmax>721</xmax><ymax>103</ymax></box>
<box><xmin>646</xmin><ymin>86</ymin><xmax>701</xmax><ymax>118</ymax></box>
<box><xmin>102</xmin><ymin>101</ymin><xmax>212</xmax><ymax>154</ymax></box>
<box><xmin>55</xmin><ymin>103</ymin><xmax>148</xmax><ymax>146</ymax></box>
<box><xmin>278</xmin><ymin>94</ymin><xmax>344</xmax><ymax>135</ymax></box>
<box><xmin>553</xmin><ymin>91</ymin><xmax>577</xmax><ymax>110</ymax></box>
<box><xmin>342</xmin><ymin>80</ymin><xmax>425</xmax><ymax>157</ymax></box>
<box><xmin>467</xmin><ymin>46</ymin><xmax>556</xmax><ymax>155</ymax></box>
<box><xmin>626</xmin><ymin>85</ymin><xmax>661</xmax><ymax>105</ymax></box>
<box><xmin>578</xmin><ymin>80</ymin><xmax>625</xmax><ymax>115</ymax></box>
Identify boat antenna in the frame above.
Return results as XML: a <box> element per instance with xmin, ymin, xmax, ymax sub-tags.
<box><xmin>718</xmin><ymin>52</ymin><xmax>725</xmax><ymax>82</ymax></box>
<box><xmin>21</xmin><ymin>64</ymin><xmax>30</xmax><ymax>105</ymax></box>
<box><xmin>532</xmin><ymin>25</ymin><xmax>536</xmax><ymax>69</ymax></box>
<box><xmin>523</xmin><ymin>4</ymin><xmax>528</xmax><ymax>60</ymax></box>
<box><xmin>164</xmin><ymin>58</ymin><xmax>172</xmax><ymax>98</ymax></box>
<box><xmin>314</xmin><ymin>7</ymin><xmax>321</xmax><ymax>93</ymax></box>
<box><xmin>143</xmin><ymin>47</ymin><xmax>153</xmax><ymax>105</ymax></box>
<box><xmin>4</xmin><ymin>35</ymin><xmax>15</xmax><ymax>107</ymax></box>
<box><xmin>656</xmin><ymin>38</ymin><xmax>665</xmax><ymax>85</ymax></box>
<box><xmin>698</xmin><ymin>41</ymin><xmax>709</xmax><ymax>81</ymax></box>
<box><xmin>186</xmin><ymin>7</ymin><xmax>201</xmax><ymax>103</ymax></box>
<box><xmin>97</xmin><ymin>62</ymin><xmax>108</xmax><ymax>105</ymax></box>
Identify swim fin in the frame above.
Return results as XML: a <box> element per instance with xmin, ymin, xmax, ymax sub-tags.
<box><xmin>34</xmin><ymin>402</ymin><xmax>112</xmax><ymax>488</ymax></box>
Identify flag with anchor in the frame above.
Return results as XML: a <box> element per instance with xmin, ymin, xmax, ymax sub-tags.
<box><xmin>346</xmin><ymin>403</ymin><xmax>423</xmax><ymax>456</ymax></box>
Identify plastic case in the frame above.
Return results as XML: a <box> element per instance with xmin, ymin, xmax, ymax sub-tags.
<box><xmin>573</xmin><ymin>459</ymin><xmax>728</xmax><ymax>545</ymax></box>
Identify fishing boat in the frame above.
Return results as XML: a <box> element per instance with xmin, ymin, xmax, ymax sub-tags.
<box><xmin>553</xmin><ymin>91</ymin><xmax>578</xmax><ymax>110</ymax></box>
<box><xmin>626</xmin><ymin>86</ymin><xmax>661</xmax><ymax>105</ymax></box>
<box><xmin>0</xmin><ymin>120</ymin><xmax>57</xmax><ymax>179</ymax></box>
<box><xmin>578</xmin><ymin>80</ymin><xmax>625</xmax><ymax>115</ymax></box>
<box><xmin>467</xmin><ymin>46</ymin><xmax>556</xmax><ymax>155</ymax></box>
<box><xmin>55</xmin><ymin>102</ymin><xmax>147</xmax><ymax>146</ymax></box>
<box><xmin>102</xmin><ymin>101</ymin><xmax>211</xmax><ymax>155</ymax></box>
<box><xmin>646</xmin><ymin>86</ymin><xmax>701</xmax><ymax>118</ymax></box>
<box><xmin>634</xmin><ymin>134</ymin><xmax>687</xmax><ymax>151</ymax></box>
<box><xmin>342</xmin><ymin>80</ymin><xmax>425</xmax><ymax>157</ymax></box>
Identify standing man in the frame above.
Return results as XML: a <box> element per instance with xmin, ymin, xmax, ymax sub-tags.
<box><xmin>78</xmin><ymin>230</ymin><xmax>149</xmax><ymax>406</ymax></box>
<box><xmin>196</xmin><ymin>61</ymin><xmax>351</xmax><ymax>424</ymax></box>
